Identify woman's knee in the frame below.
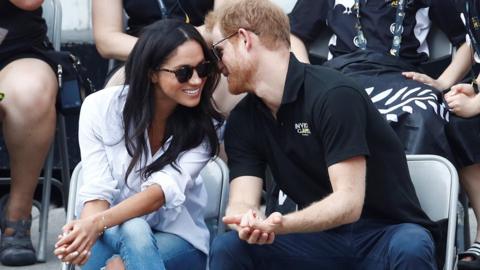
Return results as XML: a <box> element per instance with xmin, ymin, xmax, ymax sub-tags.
<box><xmin>0</xmin><ymin>59</ymin><xmax>57</xmax><ymax>116</ymax></box>
<box><xmin>117</xmin><ymin>218</ymin><xmax>157</xmax><ymax>250</ymax></box>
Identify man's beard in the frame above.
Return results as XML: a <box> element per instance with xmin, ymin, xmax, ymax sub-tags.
<box><xmin>227</xmin><ymin>60</ymin><xmax>255</xmax><ymax>95</ymax></box>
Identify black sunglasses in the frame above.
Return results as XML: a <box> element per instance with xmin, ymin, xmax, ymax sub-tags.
<box><xmin>212</xmin><ymin>32</ymin><xmax>238</xmax><ymax>61</ymax></box>
<box><xmin>158</xmin><ymin>61</ymin><xmax>215</xmax><ymax>83</ymax></box>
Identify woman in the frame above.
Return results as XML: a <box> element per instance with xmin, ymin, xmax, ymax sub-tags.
<box><xmin>0</xmin><ymin>0</ymin><xmax>57</xmax><ymax>266</ymax></box>
<box><xmin>53</xmin><ymin>19</ymin><xmax>223</xmax><ymax>269</ymax></box>
<box><xmin>93</xmin><ymin>0</ymin><xmax>243</xmax><ymax>116</ymax></box>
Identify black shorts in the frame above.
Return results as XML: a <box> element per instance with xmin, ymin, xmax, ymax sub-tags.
<box><xmin>0</xmin><ymin>40</ymin><xmax>55</xmax><ymax>72</ymax></box>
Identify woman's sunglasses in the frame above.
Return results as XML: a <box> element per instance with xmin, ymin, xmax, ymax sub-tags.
<box><xmin>158</xmin><ymin>61</ymin><xmax>215</xmax><ymax>83</ymax></box>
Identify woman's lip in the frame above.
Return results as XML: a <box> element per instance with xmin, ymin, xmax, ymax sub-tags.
<box><xmin>182</xmin><ymin>88</ymin><xmax>200</xmax><ymax>96</ymax></box>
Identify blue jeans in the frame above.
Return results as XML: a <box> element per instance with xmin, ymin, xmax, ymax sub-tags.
<box><xmin>82</xmin><ymin>218</ymin><xmax>206</xmax><ymax>270</ymax></box>
<box><xmin>210</xmin><ymin>220</ymin><xmax>436</xmax><ymax>270</ymax></box>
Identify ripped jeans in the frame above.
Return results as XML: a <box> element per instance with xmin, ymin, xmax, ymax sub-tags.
<box><xmin>82</xmin><ymin>217</ymin><xmax>206</xmax><ymax>270</ymax></box>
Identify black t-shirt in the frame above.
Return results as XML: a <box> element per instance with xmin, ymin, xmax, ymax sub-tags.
<box><xmin>0</xmin><ymin>0</ymin><xmax>47</xmax><ymax>53</ymax></box>
<box><xmin>289</xmin><ymin>0</ymin><xmax>466</xmax><ymax>66</ymax></box>
<box><xmin>225</xmin><ymin>54</ymin><xmax>436</xmax><ymax>232</ymax></box>
<box><xmin>124</xmin><ymin>0</ymin><xmax>213</xmax><ymax>36</ymax></box>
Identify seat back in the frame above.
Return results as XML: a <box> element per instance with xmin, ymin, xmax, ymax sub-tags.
<box><xmin>201</xmin><ymin>158</ymin><xmax>230</xmax><ymax>241</ymax></box>
<box><xmin>66</xmin><ymin>157</ymin><xmax>229</xmax><ymax>240</ymax></box>
<box><xmin>426</xmin><ymin>25</ymin><xmax>453</xmax><ymax>62</ymax></box>
<box><xmin>42</xmin><ymin>0</ymin><xmax>62</xmax><ymax>51</ymax></box>
<box><xmin>308</xmin><ymin>24</ymin><xmax>452</xmax><ymax>65</ymax></box>
<box><xmin>406</xmin><ymin>154</ymin><xmax>458</xmax><ymax>270</ymax></box>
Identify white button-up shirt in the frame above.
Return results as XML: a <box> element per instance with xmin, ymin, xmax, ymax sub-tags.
<box><xmin>76</xmin><ymin>86</ymin><xmax>211</xmax><ymax>254</ymax></box>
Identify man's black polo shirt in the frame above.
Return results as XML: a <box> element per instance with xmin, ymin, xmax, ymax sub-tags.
<box><xmin>225</xmin><ymin>54</ymin><xmax>435</xmax><ymax>231</ymax></box>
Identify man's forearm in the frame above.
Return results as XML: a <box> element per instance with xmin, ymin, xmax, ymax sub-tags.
<box><xmin>277</xmin><ymin>190</ymin><xmax>363</xmax><ymax>235</ymax></box>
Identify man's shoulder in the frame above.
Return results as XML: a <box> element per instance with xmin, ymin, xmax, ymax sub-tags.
<box><xmin>229</xmin><ymin>94</ymin><xmax>258</xmax><ymax>116</ymax></box>
<box><xmin>303</xmin><ymin>65</ymin><xmax>363</xmax><ymax>98</ymax></box>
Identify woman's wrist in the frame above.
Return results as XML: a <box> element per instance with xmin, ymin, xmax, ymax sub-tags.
<box><xmin>93</xmin><ymin>214</ymin><xmax>108</xmax><ymax>236</ymax></box>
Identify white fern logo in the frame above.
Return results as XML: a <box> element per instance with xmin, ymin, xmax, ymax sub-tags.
<box><xmin>365</xmin><ymin>86</ymin><xmax>449</xmax><ymax>122</ymax></box>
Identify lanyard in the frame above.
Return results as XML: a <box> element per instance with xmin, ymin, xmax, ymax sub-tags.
<box><xmin>353</xmin><ymin>0</ymin><xmax>406</xmax><ymax>56</ymax></box>
<box><xmin>465</xmin><ymin>0</ymin><xmax>480</xmax><ymax>57</ymax></box>
<box><xmin>157</xmin><ymin>0</ymin><xmax>168</xmax><ymax>17</ymax></box>
<box><xmin>156</xmin><ymin>0</ymin><xmax>190</xmax><ymax>23</ymax></box>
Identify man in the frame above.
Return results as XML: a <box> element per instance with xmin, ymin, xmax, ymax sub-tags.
<box><xmin>206</xmin><ymin>0</ymin><xmax>441</xmax><ymax>269</ymax></box>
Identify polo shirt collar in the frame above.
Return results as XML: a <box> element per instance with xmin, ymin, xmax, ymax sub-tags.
<box><xmin>253</xmin><ymin>54</ymin><xmax>305</xmax><ymax>118</ymax></box>
<box><xmin>281</xmin><ymin>54</ymin><xmax>305</xmax><ymax>105</ymax></box>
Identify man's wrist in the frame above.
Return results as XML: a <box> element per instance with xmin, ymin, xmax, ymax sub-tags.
<box><xmin>471</xmin><ymin>79</ymin><xmax>480</xmax><ymax>94</ymax></box>
<box><xmin>474</xmin><ymin>94</ymin><xmax>480</xmax><ymax>114</ymax></box>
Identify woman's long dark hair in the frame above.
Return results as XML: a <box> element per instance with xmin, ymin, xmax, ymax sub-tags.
<box><xmin>123</xmin><ymin>19</ymin><xmax>223</xmax><ymax>182</ymax></box>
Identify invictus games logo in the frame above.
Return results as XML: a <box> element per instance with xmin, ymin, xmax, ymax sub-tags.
<box><xmin>294</xmin><ymin>122</ymin><xmax>311</xmax><ymax>136</ymax></box>
<box><xmin>473</xmin><ymin>17</ymin><xmax>480</xmax><ymax>30</ymax></box>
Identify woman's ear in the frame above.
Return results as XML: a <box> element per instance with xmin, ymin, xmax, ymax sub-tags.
<box><xmin>150</xmin><ymin>70</ymin><xmax>159</xmax><ymax>83</ymax></box>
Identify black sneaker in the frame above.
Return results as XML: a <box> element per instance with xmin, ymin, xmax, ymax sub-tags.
<box><xmin>0</xmin><ymin>196</ymin><xmax>37</xmax><ymax>266</ymax></box>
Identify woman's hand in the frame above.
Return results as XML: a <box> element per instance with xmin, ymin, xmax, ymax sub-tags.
<box><xmin>54</xmin><ymin>216</ymin><xmax>103</xmax><ymax>265</ymax></box>
<box><xmin>402</xmin><ymin>71</ymin><xmax>447</xmax><ymax>91</ymax></box>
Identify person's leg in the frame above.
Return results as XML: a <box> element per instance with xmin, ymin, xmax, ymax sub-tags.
<box><xmin>461</xmin><ymin>165</ymin><xmax>480</xmax><ymax>244</ymax></box>
<box><xmin>210</xmin><ymin>229</ymin><xmax>354</xmax><ymax>270</ymax></box>
<box><xmin>104</xmin><ymin>66</ymin><xmax>125</xmax><ymax>88</ymax></box>
<box><xmin>212</xmin><ymin>75</ymin><xmax>246</xmax><ymax>117</ymax></box>
<box><xmin>459</xmin><ymin>164</ymin><xmax>480</xmax><ymax>264</ymax></box>
<box><xmin>0</xmin><ymin>58</ymin><xmax>57</xmax><ymax>266</ymax></box>
<box><xmin>153</xmin><ymin>232</ymin><xmax>206</xmax><ymax>270</ymax></box>
<box><xmin>81</xmin><ymin>237</ymin><xmax>116</xmax><ymax>270</ymax></box>
<box><xmin>355</xmin><ymin>222</ymin><xmax>436</xmax><ymax>270</ymax></box>
<box><xmin>103</xmin><ymin>230</ymin><xmax>206</xmax><ymax>270</ymax></box>
<box><xmin>103</xmin><ymin>218</ymin><xmax>167</xmax><ymax>270</ymax></box>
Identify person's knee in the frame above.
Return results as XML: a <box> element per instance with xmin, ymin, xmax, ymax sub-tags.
<box><xmin>210</xmin><ymin>231</ymin><xmax>244</xmax><ymax>261</ymax></box>
<box><xmin>389</xmin><ymin>224</ymin><xmax>435</xmax><ymax>266</ymax></box>
<box><xmin>117</xmin><ymin>218</ymin><xmax>157</xmax><ymax>251</ymax></box>
<box><xmin>0</xmin><ymin>59</ymin><xmax>57</xmax><ymax>118</ymax></box>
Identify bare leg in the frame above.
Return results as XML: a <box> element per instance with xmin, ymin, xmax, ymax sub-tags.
<box><xmin>290</xmin><ymin>34</ymin><xmax>310</xmax><ymax>64</ymax></box>
<box><xmin>104</xmin><ymin>66</ymin><xmax>125</xmax><ymax>88</ymax></box>
<box><xmin>0</xmin><ymin>58</ymin><xmax>57</xmax><ymax>224</ymax></box>
<box><xmin>212</xmin><ymin>75</ymin><xmax>245</xmax><ymax>162</ymax></box>
<box><xmin>105</xmin><ymin>256</ymin><xmax>125</xmax><ymax>270</ymax></box>
<box><xmin>459</xmin><ymin>164</ymin><xmax>480</xmax><ymax>261</ymax></box>
<box><xmin>212</xmin><ymin>75</ymin><xmax>246</xmax><ymax>117</ymax></box>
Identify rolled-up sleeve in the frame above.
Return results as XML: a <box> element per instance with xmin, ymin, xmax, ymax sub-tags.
<box><xmin>76</xmin><ymin>94</ymin><xmax>120</xmax><ymax>215</ymax></box>
<box><xmin>141</xmin><ymin>141</ymin><xmax>212</xmax><ymax>209</ymax></box>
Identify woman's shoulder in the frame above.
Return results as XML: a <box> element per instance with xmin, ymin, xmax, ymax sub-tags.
<box><xmin>81</xmin><ymin>85</ymin><xmax>128</xmax><ymax>118</ymax></box>
<box><xmin>84</xmin><ymin>85</ymin><xmax>127</xmax><ymax>105</ymax></box>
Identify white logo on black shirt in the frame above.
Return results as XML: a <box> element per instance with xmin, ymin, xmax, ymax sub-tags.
<box><xmin>294</xmin><ymin>122</ymin><xmax>311</xmax><ymax>136</ymax></box>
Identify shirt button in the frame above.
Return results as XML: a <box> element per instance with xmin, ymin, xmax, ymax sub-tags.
<box><xmin>280</xmin><ymin>122</ymin><xmax>284</xmax><ymax>126</ymax></box>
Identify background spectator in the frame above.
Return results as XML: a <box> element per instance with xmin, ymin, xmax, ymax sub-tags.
<box><xmin>0</xmin><ymin>0</ymin><xmax>58</xmax><ymax>266</ymax></box>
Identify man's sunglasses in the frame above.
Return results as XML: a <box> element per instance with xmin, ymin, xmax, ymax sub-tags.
<box><xmin>158</xmin><ymin>61</ymin><xmax>215</xmax><ymax>83</ymax></box>
<box><xmin>212</xmin><ymin>32</ymin><xmax>238</xmax><ymax>61</ymax></box>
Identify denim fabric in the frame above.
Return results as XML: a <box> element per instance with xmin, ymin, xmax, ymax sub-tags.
<box><xmin>82</xmin><ymin>217</ymin><xmax>206</xmax><ymax>270</ymax></box>
<box><xmin>210</xmin><ymin>219</ymin><xmax>436</xmax><ymax>270</ymax></box>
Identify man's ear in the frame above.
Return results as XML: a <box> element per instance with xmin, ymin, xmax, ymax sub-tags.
<box><xmin>238</xmin><ymin>28</ymin><xmax>253</xmax><ymax>50</ymax></box>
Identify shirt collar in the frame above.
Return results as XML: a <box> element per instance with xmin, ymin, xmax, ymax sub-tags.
<box><xmin>281</xmin><ymin>54</ymin><xmax>305</xmax><ymax>105</ymax></box>
<box><xmin>252</xmin><ymin>54</ymin><xmax>305</xmax><ymax>118</ymax></box>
